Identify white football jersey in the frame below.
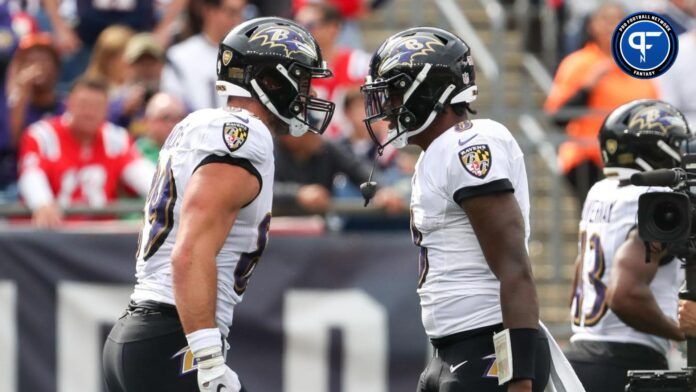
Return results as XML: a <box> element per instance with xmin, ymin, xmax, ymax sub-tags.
<box><xmin>411</xmin><ymin>119</ymin><xmax>530</xmax><ymax>339</ymax></box>
<box><xmin>570</xmin><ymin>171</ymin><xmax>680</xmax><ymax>355</ymax></box>
<box><xmin>130</xmin><ymin>107</ymin><xmax>274</xmax><ymax>336</ymax></box>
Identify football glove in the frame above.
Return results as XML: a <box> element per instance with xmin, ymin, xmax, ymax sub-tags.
<box><xmin>187</xmin><ymin>328</ymin><xmax>242</xmax><ymax>392</ymax></box>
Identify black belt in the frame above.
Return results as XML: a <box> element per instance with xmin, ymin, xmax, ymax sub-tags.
<box><xmin>127</xmin><ymin>300</ymin><xmax>179</xmax><ymax>318</ymax></box>
<box><xmin>430</xmin><ymin>323</ymin><xmax>504</xmax><ymax>349</ymax></box>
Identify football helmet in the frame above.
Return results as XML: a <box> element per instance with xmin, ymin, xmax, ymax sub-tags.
<box><xmin>600</xmin><ymin>99</ymin><xmax>691</xmax><ymax>172</ymax></box>
<box><xmin>360</xmin><ymin>27</ymin><xmax>477</xmax><ymax>149</ymax></box>
<box><xmin>216</xmin><ymin>17</ymin><xmax>335</xmax><ymax>136</ymax></box>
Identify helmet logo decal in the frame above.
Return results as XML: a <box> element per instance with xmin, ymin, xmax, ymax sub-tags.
<box><xmin>222</xmin><ymin>50</ymin><xmax>233</xmax><ymax>66</ymax></box>
<box><xmin>606</xmin><ymin>139</ymin><xmax>618</xmax><ymax>155</ymax></box>
<box><xmin>222</xmin><ymin>122</ymin><xmax>249</xmax><ymax>152</ymax></box>
<box><xmin>249</xmin><ymin>26</ymin><xmax>318</xmax><ymax>60</ymax></box>
<box><xmin>629</xmin><ymin>107</ymin><xmax>682</xmax><ymax>134</ymax></box>
<box><xmin>377</xmin><ymin>36</ymin><xmax>446</xmax><ymax>75</ymax></box>
<box><xmin>459</xmin><ymin>144</ymin><xmax>492</xmax><ymax>179</ymax></box>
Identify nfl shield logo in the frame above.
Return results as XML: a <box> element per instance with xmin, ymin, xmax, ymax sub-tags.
<box><xmin>223</xmin><ymin>122</ymin><xmax>249</xmax><ymax>152</ymax></box>
<box><xmin>459</xmin><ymin>144</ymin><xmax>492</xmax><ymax>178</ymax></box>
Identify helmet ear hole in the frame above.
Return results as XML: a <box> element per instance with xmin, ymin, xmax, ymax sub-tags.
<box><xmin>290</xmin><ymin>102</ymin><xmax>303</xmax><ymax>115</ymax></box>
<box><xmin>399</xmin><ymin>112</ymin><xmax>416</xmax><ymax>129</ymax></box>
<box><xmin>391</xmin><ymin>75</ymin><xmax>411</xmax><ymax>91</ymax></box>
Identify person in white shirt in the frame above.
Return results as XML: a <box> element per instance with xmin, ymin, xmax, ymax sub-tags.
<box><xmin>161</xmin><ymin>0</ymin><xmax>246</xmax><ymax>111</ymax></box>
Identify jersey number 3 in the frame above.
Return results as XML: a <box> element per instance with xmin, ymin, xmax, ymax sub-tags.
<box><xmin>572</xmin><ymin>231</ymin><xmax>609</xmax><ymax>327</ymax></box>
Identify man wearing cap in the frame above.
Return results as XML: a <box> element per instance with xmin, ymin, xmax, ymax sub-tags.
<box><xmin>109</xmin><ymin>33</ymin><xmax>165</xmax><ymax>131</ymax></box>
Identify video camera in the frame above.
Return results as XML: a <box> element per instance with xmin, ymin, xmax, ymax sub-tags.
<box><xmin>634</xmin><ymin>154</ymin><xmax>696</xmax><ymax>252</ymax></box>
<box><xmin>627</xmin><ymin>153</ymin><xmax>696</xmax><ymax>391</ymax></box>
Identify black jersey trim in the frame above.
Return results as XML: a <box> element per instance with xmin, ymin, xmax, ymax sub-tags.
<box><xmin>453</xmin><ymin>178</ymin><xmax>514</xmax><ymax>204</ymax></box>
<box><xmin>194</xmin><ymin>154</ymin><xmax>262</xmax><ymax>207</ymax></box>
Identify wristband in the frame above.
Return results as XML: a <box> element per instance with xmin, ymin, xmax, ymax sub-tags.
<box><xmin>493</xmin><ymin>328</ymin><xmax>538</xmax><ymax>385</ymax></box>
<box><xmin>186</xmin><ymin>328</ymin><xmax>222</xmax><ymax>356</ymax></box>
<box><xmin>510</xmin><ymin>328</ymin><xmax>539</xmax><ymax>381</ymax></box>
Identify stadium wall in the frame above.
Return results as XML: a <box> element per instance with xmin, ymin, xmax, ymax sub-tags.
<box><xmin>0</xmin><ymin>228</ymin><xmax>428</xmax><ymax>392</ymax></box>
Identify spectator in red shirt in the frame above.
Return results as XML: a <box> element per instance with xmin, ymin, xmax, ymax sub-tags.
<box><xmin>295</xmin><ymin>2</ymin><xmax>371</xmax><ymax>139</ymax></box>
<box><xmin>17</xmin><ymin>77</ymin><xmax>155</xmax><ymax>228</ymax></box>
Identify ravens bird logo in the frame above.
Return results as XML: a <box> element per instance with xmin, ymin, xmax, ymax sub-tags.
<box><xmin>249</xmin><ymin>25</ymin><xmax>318</xmax><ymax>60</ymax></box>
<box><xmin>629</xmin><ymin>107</ymin><xmax>684</xmax><ymax>135</ymax></box>
<box><xmin>377</xmin><ymin>35</ymin><xmax>446</xmax><ymax>75</ymax></box>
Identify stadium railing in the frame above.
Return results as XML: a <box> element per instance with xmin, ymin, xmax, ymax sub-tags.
<box><xmin>0</xmin><ymin>199</ymin><xmax>408</xmax><ymax>219</ymax></box>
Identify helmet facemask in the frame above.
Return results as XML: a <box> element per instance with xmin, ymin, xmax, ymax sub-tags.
<box><xmin>361</xmin><ymin>72</ymin><xmax>413</xmax><ymax>149</ymax></box>
<box><xmin>250</xmin><ymin>62</ymin><xmax>335</xmax><ymax>136</ymax></box>
<box><xmin>362</xmin><ymin>64</ymin><xmax>465</xmax><ymax>150</ymax></box>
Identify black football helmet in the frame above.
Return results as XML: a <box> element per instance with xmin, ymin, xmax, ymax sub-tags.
<box><xmin>600</xmin><ymin>100</ymin><xmax>691</xmax><ymax>172</ymax></box>
<box><xmin>360</xmin><ymin>27</ymin><xmax>477</xmax><ymax>149</ymax></box>
<box><xmin>216</xmin><ymin>17</ymin><xmax>335</xmax><ymax>136</ymax></box>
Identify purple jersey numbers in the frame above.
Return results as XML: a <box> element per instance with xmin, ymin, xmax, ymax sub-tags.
<box><xmin>233</xmin><ymin>212</ymin><xmax>272</xmax><ymax>295</ymax></box>
<box><xmin>137</xmin><ymin>158</ymin><xmax>177</xmax><ymax>261</ymax></box>
<box><xmin>573</xmin><ymin>231</ymin><xmax>609</xmax><ymax>327</ymax></box>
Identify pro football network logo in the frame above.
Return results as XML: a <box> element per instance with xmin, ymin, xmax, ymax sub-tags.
<box><xmin>459</xmin><ymin>144</ymin><xmax>491</xmax><ymax>179</ymax></box>
<box><xmin>223</xmin><ymin>122</ymin><xmax>249</xmax><ymax>152</ymax></box>
<box><xmin>611</xmin><ymin>12</ymin><xmax>678</xmax><ymax>78</ymax></box>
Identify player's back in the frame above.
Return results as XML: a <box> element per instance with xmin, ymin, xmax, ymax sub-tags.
<box><xmin>570</xmin><ymin>175</ymin><xmax>680</xmax><ymax>354</ymax></box>
<box><xmin>131</xmin><ymin>107</ymin><xmax>274</xmax><ymax>336</ymax></box>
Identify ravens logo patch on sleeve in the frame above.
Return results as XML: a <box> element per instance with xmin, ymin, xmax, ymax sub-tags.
<box><xmin>223</xmin><ymin>122</ymin><xmax>249</xmax><ymax>152</ymax></box>
<box><xmin>459</xmin><ymin>144</ymin><xmax>491</xmax><ymax>178</ymax></box>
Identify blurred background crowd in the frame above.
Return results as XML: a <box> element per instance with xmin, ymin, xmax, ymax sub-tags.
<box><xmin>0</xmin><ymin>0</ymin><xmax>695</xmax><ymax>235</ymax></box>
<box><xmin>0</xmin><ymin>0</ymin><xmax>410</xmax><ymax>228</ymax></box>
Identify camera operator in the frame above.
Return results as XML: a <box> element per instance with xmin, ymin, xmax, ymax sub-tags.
<box><xmin>566</xmin><ymin>100</ymin><xmax>691</xmax><ymax>392</ymax></box>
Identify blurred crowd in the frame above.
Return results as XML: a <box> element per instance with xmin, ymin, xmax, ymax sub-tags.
<box><xmin>544</xmin><ymin>0</ymin><xmax>696</xmax><ymax>204</ymax></box>
<box><xmin>6</xmin><ymin>0</ymin><xmax>696</xmax><ymax>226</ymax></box>
<box><xmin>0</xmin><ymin>0</ymin><xmax>410</xmax><ymax>226</ymax></box>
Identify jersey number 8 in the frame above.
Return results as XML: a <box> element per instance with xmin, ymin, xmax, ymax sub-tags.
<box><xmin>572</xmin><ymin>231</ymin><xmax>609</xmax><ymax>327</ymax></box>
